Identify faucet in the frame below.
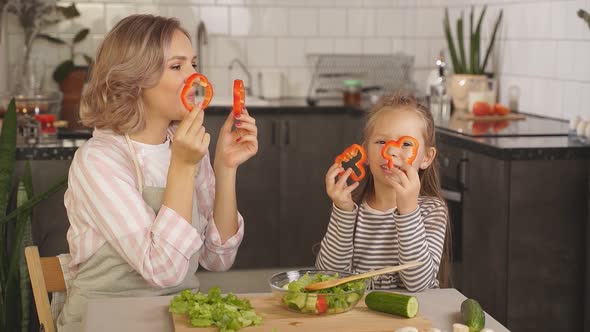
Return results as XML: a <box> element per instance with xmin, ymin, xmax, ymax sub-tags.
<box><xmin>196</xmin><ymin>22</ymin><xmax>208</xmax><ymax>75</ymax></box>
<box><xmin>228</xmin><ymin>58</ymin><xmax>253</xmax><ymax>96</ymax></box>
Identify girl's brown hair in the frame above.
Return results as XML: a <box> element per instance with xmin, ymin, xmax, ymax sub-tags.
<box><xmin>353</xmin><ymin>91</ymin><xmax>453</xmax><ymax>288</ymax></box>
<box><xmin>80</xmin><ymin>14</ymin><xmax>190</xmax><ymax>134</ymax></box>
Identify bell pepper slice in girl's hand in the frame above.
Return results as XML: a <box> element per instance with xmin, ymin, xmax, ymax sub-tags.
<box><xmin>181</xmin><ymin>73</ymin><xmax>214</xmax><ymax>111</ymax></box>
<box><xmin>335</xmin><ymin>144</ymin><xmax>367</xmax><ymax>182</ymax></box>
<box><xmin>381</xmin><ymin>136</ymin><xmax>419</xmax><ymax>169</ymax></box>
<box><xmin>233</xmin><ymin>79</ymin><xmax>245</xmax><ymax>117</ymax></box>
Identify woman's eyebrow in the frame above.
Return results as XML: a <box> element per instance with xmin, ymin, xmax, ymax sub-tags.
<box><xmin>167</xmin><ymin>55</ymin><xmax>197</xmax><ymax>62</ymax></box>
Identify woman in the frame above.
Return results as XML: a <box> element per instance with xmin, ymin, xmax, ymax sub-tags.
<box><xmin>57</xmin><ymin>14</ymin><xmax>258</xmax><ymax>331</ymax></box>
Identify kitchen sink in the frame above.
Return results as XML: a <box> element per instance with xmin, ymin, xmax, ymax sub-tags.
<box><xmin>208</xmin><ymin>95</ymin><xmax>270</xmax><ymax>107</ymax></box>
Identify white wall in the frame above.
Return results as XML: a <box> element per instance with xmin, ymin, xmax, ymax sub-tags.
<box><xmin>4</xmin><ymin>0</ymin><xmax>590</xmax><ymax>119</ymax></box>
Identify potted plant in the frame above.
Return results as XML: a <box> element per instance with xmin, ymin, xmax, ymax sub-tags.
<box><xmin>0</xmin><ymin>98</ymin><xmax>68</xmax><ymax>331</ymax></box>
<box><xmin>443</xmin><ymin>6</ymin><xmax>503</xmax><ymax>111</ymax></box>
<box><xmin>6</xmin><ymin>0</ymin><xmax>80</xmax><ymax>95</ymax></box>
<box><xmin>38</xmin><ymin>27</ymin><xmax>93</xmax><ymax>130</ymax></box>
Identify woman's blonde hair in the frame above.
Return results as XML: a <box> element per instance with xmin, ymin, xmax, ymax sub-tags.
<box><xmin>80</xmin><ymin>14</ymin><xmax>190</xmax><ymax>134</ymax></box>
<box><xmin>352</xmin><ymin>91</ymin><xmax>453</xmax><ymax>288</ymax></box>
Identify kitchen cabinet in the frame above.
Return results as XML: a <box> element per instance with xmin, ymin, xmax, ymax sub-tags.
<box><xmin>204</xmin><ymin>109</ymin><xmax>364</xmax><ymax>268</ymax></box>
<box><xmin>438</xmin><ymin>140</ymin><xmax>588</xmax><ymax>332</ymax></box>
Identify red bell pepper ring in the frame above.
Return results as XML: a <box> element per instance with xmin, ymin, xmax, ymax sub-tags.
<box><xmin>233</xmin><ymin>79</ymin><xmax>245</xmax><ymax>117</ymax></box>
<box><xmin>316</xmin><ymin>294</ymin><xmax>327</xmax><ymax>314</ymax></box>
<box><xmin>335</xmin><ymin>144</ymin><xmax>367</xmax><ymax>182</ymax></box>
<box><xmin>381</xmin><ymin>136</ymin><xmax>419</xmax><ymax>168</ymax></box>
<box><xmin>181</xmin><ymin>73</ymin><xmax>213</xmax><ymax>111</ymax></box>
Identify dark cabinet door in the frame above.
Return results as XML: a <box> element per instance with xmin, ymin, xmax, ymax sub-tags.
<box><xmin>278</xmin><ymin>113</ymin><xmax>358</xmax><ymax>267</ymax></box>
<box><xmin>204</xmin><ymin>111</ymin><xmax>281</xmax><ymax>268</ymax></box>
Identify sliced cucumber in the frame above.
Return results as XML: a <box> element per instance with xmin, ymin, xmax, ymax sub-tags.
<box><xmin>346</xmin><ymin>292</ymin><xmax>360</xmax><ymax>303</ymax></box>
<box><xmin>305</xmin><ymin>294</ymin><xmax>317</xmax><ymax>312</ymax></box>
<box><xmin>365</xmin><ymin>291</ymin><xmax>418</xmax><ymax>318</ymax></box>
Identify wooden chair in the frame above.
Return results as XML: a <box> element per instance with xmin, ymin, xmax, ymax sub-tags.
<box><xmin>24</xmin><ymin>246</ymin><xmax>66</xmax><ymax>332</ymax></box>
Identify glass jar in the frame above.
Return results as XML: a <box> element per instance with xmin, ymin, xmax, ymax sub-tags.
<box><xmin>343</xmin><ymin>79</ymin><xmax>362</xmax><ymax>107</ymax></box>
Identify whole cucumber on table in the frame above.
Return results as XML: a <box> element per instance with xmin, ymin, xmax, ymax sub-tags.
<box><xmin>365</xmin><ymin>291</ymin><xmax>418</xmax><ymax>318</ymax></box>
<box><xmin>460</xmin><ymin>298</ymin><xmax>485</xmax><ymax>332</ymax></box>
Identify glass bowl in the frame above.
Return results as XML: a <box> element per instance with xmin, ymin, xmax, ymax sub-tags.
<box><xmin>268</xmin><ymin>269</ymin><xmax>369</xmax><ymax>315</ymax></box>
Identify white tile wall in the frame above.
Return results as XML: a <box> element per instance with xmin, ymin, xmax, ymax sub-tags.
<box><xmin>4</xmin><ymin>0</ymin><xmax>589</xmax><ymax>118</ymax></box>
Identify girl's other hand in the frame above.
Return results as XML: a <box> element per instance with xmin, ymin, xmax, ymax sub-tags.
<box><xmin>214</xmin><ymin>107</ymin><xmax>258</xmax><ymax>171</ymax></box>
<box><xmin>171</xmin><ymin>106</ymin><xmax>210</xmax><ymax>166</ymax></box>
<box><xmin>387</xmin><ymin>160</ymin><xmax>420</xmax><ymax>214</ymax></box>
<box><xmin>325</xmin><ymin>163</ymin><xmax>359</xmax><ymax>212</ymax></box>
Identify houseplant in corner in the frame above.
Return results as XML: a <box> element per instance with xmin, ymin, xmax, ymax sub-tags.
<box><xmin>6</xmin><ymin>0</ymin><xmax>80</xmax><ymax>95</ymax></box>
<box><xmin>443</xmin><ymin>6</ymin><xmax>503</xmax><ymax>111</ymax></box>
<box><xmin>0</xmin><ymin>98</ymin><xmax>68</xmax><ymax>331</ymax></box>
<box><xmin>38</xmin><ymin>27</ymin><xmax>93</xmax><ymax>130</ymax></box>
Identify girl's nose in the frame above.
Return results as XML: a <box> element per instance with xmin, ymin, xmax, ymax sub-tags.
<box><xmin>385</xmin><ymin>145</ymin><xmax>401</xmax><ymax>157</ymax></box>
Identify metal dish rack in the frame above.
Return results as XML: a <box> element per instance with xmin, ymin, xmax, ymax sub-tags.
<box><xmin>305</xmin><ymin>53</ymin><xmax>416</xmax><ymax>106</ymax></box>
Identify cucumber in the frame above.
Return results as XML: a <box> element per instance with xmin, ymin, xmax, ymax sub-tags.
<box><xmin>460</xmin><ymin>299</ymin><xmax>485</xmax><ymax>332</ymax></box>
<box><xmin>365</xmin><ymin>291</ymin><xmax>418</xmax><ymax>318</ymax></box>
<box><xmin>305</xmin><ymin>294</ymin><xmax>317</xmax><ymax>312</ymax></box>
<box><xmin>292</xmin><ymin>294</ymin><xmax>307</xmax><ymax>309</ymax></box>
<box><xmin>346</xmin><ymin>292</ymin><xmax>360</xmax><ymax>303</ymax></box>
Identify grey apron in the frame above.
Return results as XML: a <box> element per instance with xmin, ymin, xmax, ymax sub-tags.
<box><xmin>57</xmin><ymin>134</ymin><xmax>202</xmax><ymax>332</ymax></box>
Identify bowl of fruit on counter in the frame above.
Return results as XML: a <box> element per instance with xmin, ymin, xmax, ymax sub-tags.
<box><xmin>268</xmin><ymin>269</ymin><xmax>369</xmax><ymax>315</ymax></box>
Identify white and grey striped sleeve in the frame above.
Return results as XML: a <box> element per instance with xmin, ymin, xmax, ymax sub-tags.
<box><xmin>395</xmin><ymin>200</ymin><xmax>448</xmax><ymax>292</ymax></box>
<box><xmin>315</xmin><ymin>204</ymin><xmax>358</xmax><ymax>272</ymax></box>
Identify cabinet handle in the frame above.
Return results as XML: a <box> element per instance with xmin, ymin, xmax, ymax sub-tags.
<box><xmin>457</xmin><ymin>158</ymin><xmax>469</xmax><ymax>191</ymax></box>
<box><xmin>271</xmin><ymin>120</ymin><xmax>277</xmax><ymax>146</ymax></box>
<box><xmin>284</xmin><ymin>120</ymin><xmax>291</xmax><ymax>146</ymax></box>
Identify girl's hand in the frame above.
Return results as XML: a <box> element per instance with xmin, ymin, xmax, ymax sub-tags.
<box><xmin>171</xmin><ymin>107</ymin><xmax>210</xmax><ymax>166</ymax></box>
<box><xmin>325</xmin><ymin>163</ymin><xmax>359</xmax><ymax>212</ymax></box>
<box><xmin>388</xmin><ymin>160</ymin><xmax>420</xmax><ymax>215</ymax></box>
<box><xmin>214</xmin><ymin>108</ymin><xmax>258</xmax><ymax>170</ymax></box>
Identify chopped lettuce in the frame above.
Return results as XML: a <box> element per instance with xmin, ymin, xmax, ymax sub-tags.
<box><xmin>170</xmin><ymin>287</ymin><xmax>263</xmax><ymax>332</ymax></box>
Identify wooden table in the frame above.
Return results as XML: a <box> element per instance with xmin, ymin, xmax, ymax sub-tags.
<box><xmin>83</xmin><ymin>288</ymin><xmax>510</xmax><ymax>332</ymax></box>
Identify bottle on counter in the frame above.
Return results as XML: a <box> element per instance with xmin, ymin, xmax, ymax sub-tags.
<box><xmin>428</xmin><ymin>51</ymin><xmax>451</xmax><ymax>122</ymax></box>
<box><xmin>343</xmin><ymin>79</ymin><xmax>362</xmax><ymax>107</ymax></box>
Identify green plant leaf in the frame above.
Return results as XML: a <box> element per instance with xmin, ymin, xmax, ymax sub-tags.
<box><xmin>469</xmin><ymin>6</ymin><xmax>475</xmax><ymax>74</ymax></box>
<box><xmin>36</xmin><ymin>33</ymin><xmax>67</xmax><ymax>45</ymax></box>
<box><xmin>0</xmin><ymin>176</ymin><xmax>68</xmax><ymax>225</ymax></box>
<box><xmin>53</xmin><ymin>60</ymin><xmax>75</xmax><ymax>83</ymax></box>
<box><xmin>443</xmin><ymin>8</ymin><xmax>462</xmax><ymax>74</ymax></box>
<box><xmin>19</xmin><ymin>165</ymin><xmax>33</xmax><ymax>332</ymax></box>
<box><xmin>457</xmin><ymin>12</ymin><xmax>467</xmax><ymax>74</ymax></box>
<box><xmin>0</xmin><ymin>98</ymin><xmax>17</xmax><ymax>288</ymax></box>
<box><xmin>474</xmin><ymin>6</ymin><xmax>487</xmax><ymax>73</ymax></box>
<box><xmin>73</xmin><ymin>29</ymin><xmax>90</xmax><ymax>44</ymax></box>
<box><xmin>4</xmin><ymin>180</ymin><xmax>29</xmax><ymax>332</ymax></box>
<box><xmin>578</xmin><ymin>9</ymin><xmax>590</xmax><ymax>29</ymax></box>
<box><xmin>56</xmin><ymin>3</ymin><xmax>80</xmax><ymax>19</ymax></box>
<box><xmin>83</xmin><ymin>54</ymin><xmax>94</xmax><ymax>66</ymax></box>
<box><xmin>481</xmin><ymin>9</ymin><xmax>503</xmax><ymax>74</ymax></box>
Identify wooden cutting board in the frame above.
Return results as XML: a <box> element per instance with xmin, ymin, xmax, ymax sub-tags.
<box><xmin>456</xmin><ymin>112</ymin><xmax>526</xmax><ymax>122</ymax></box>
<box><xmin>172</xmin><ymin>295</ymin><xmax>431</xmax><ymax>332</ymax></box>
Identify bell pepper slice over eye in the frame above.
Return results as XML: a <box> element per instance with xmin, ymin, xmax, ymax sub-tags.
<box><xmin>233</xmin><ymin>79</ymin><xmax>245</xmax><ymax>117</ymax></box>
<box><xmin>181</xmin><ymin>73</ymin><xmax>214</xmax><ymax>111</ymax></box>
<box><xmin>334</xmin><ymin>144</ymin><xmax>367</xmax><ymax>182</ymax></box>
<box><xmin>380</xmin><ymin>136</ymin><xmax>419</xmax><ymax>169</ymax></box>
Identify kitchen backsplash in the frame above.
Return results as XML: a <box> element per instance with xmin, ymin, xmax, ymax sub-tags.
<box><xmin>5</xmin><ymin>0</ymin><xmax>590</xmax><ymax>120</ymax></box>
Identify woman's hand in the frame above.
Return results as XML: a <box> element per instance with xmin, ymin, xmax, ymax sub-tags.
<box><xmin>325</xmin><ymin>163</ymin><xmax>359</xmax><ymax>212</ymax></box>
<box><xmin>171</xmin><ymin>107</ymin><xmax>210</xmax><ymax>166</ymax></box>
<box><xmin>214</xmin><ymin>108</ymin><xmax>258</xmax><ymax>171</ymax></box>
<box><xmin>387</xmin><ymin>160</ymin><xmax>420</xmax><ymax>215</ymax></box>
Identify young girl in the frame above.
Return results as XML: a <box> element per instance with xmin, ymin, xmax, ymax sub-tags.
<box><xmin>58</xmin><ymin>15</ymin><xmax>258</xmax><ymax>331</ymax></box>
<box><xmin>316</xmin><ymin>93</ymin><xmax>450</xmax><ymax>292</ymax></box>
